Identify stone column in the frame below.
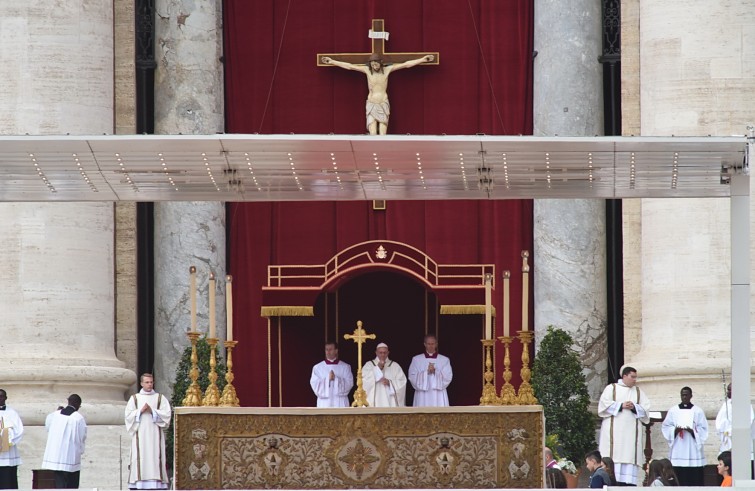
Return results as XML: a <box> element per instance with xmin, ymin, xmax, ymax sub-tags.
<box><xmin>627</xmin><ymin>0</ymin><xmax>755</xmax><ymax>416</ymax></box>
<box><xmin>0</xmin><ymin>2</ymin><xmax>135</xmax><ymax>488</ymax></box>
<box><xmin>532</xmin><ymin>0</ymin><xmax>607</xmax><ymax>399</ymax></box>
<box><xmin>153</xmin><ymin>0</ymin><xmax>226</xmax><ymax>400</ymax></box>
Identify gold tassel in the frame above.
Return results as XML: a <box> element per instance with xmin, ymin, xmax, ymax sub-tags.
<box><xmin>440</xmin><ymin>305</ymin><xmax>496</xmax><ymax>316</ymax></box>
<box><xmin>260</xmin><ymin>306</ymin><xmax>315</xmax><ymax>317</ymax></box>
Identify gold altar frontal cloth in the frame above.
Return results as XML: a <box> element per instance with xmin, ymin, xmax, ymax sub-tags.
<box><xmin>175</xmin><ymin>405</ymin><xmax>544</xmax><ymax>489</ymax></box>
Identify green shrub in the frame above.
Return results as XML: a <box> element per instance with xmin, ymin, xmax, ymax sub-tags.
<box><xmin>532</xmin><ymin>326</ymin><xmax>595</xmax><ymax>464</ymax></box>
<box><xmin>166</xmin><ymin>337</ymin><xmax>227</xmax><ymax>470</ymax></box>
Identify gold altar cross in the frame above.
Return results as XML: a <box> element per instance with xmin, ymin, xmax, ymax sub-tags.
<box><xmin>317</xmin><ymin>19</ymin><xmax>440</xmax><ymax>67</ymax></box>
<box><xmin>344</xmin><ymin>320</ymin><xmax>376</xmax><ymax>407</ymax></box>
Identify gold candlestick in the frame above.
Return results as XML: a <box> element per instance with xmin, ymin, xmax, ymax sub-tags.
<box><xmin>202</xmin><ymin>337</ymin><xmax>221</xmax><ymax>406</ymax></box>
<box><xmin>220</xmin><ymin>340</ymin><xmax>240</xmax><ymax>407</ymax></box>
<box><xmin>497</xmin><ymin>335</ymin><xmax>517</xmax><ymax>405</ymax></box>
<box><xmin>516</xmin><ymin>330</ymin><xmax>538</xmax><ymax>404</ymax></box>
<box><xmin>182</xmin><ymin>331</ymin><xmax>203</xmax><ymax>406</ymax></box>
<box><xmin>479</xmin><ymin>339</ymin><xmax>498</xmax><ymax>405</ymax></box>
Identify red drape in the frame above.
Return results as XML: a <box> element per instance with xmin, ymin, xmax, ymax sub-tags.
<box><xmin>224</xmin><ymin>0</ymin><xmax>533</xmax><ymax>135</ymax></box>
<box><xmin>223</xmin><ymin>0</ymin><xmax>534</xmax><ymax>406</ymax></box>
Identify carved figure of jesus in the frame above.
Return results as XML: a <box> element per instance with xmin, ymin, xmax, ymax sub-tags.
<box><xmin>321</xmin><ymin>53</ymin><xmax>434</xmax><ymax>136</ymax></box>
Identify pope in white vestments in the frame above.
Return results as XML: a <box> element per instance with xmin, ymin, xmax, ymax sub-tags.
<box><xmin>408</xmin><ymin>334</ymin><xmax>453</xmax><ymax>407</ymax></box>
<box><xmin>42</xmin><ymin>394</ymin><xmax>87</xmax><ymax>488</ymax></box>
<box><xmin>125</xmin><ymin>374</ymin><xmax>172</xmax><ymax>490</ymax></box>
<box><xmin>662</xmin><ymin>386</ymin><xmax>708</xmax><ymax>486</ymax></box>
<box><xmin>598</xmin><ymin>366</ymin><xmax>650</xmax><ymax>486</ymax></box>
<box><xmin>310</xmin><ymin>342</ymin><xmax>354</xmax><ymax>407</ymax></box>
<box><xmin>362</xmin><ymin>343</ymin><xmax>407</xmax><ymax>407</ymax></box>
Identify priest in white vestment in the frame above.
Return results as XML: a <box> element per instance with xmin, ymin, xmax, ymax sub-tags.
<box><xmin>408</xmin><ymin>334</ymin><xmax>453</xmax><ymax>407</ymax></box>
<box><xmin>125</xmin><ymin>373</ymin><xmax>172</xmax><ymax>490</ymax></box>
<box><xmin>662</xmin><ymin>386</ymin><xmax>708</xmax><ymax>486</ymax></box>
<box><xmin>42</xmin><ymin>394</ymin><xmax>87</xmax><ymax>488</ymax></box>
<box><xmin>715</xmin><ymin>383</ymin><xmax>755</xmax><ymax>456</ymax></box>
<box><xmin>0</xmin><ymin>389</ymin><xmax>23</xmax><ymax>490</ymax></box>
<box><xmin>362</xmin><ymin>342</ymin><xmax>407</xmax><ymax>407</ymax></box>
<box><xmin>598</xmin><ymin>366</ymin><xmax>650</xmax><ymax>486</ymax></box>
<box><xmin>310</xmin><ymin>342</ymin><xmax>354</xmax><ymax>407</ymax></box>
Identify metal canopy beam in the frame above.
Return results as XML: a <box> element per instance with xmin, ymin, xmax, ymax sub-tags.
<box><xmin>0</xmin><ymin>134</ymin><xmax>746</xmax><ymax>202</ymax></box>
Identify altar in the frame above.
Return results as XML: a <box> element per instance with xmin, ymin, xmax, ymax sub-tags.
<box><xmin>174</xmin><ymin>405</ymin><xmax>544</xmax><ymax>489</ymax></box>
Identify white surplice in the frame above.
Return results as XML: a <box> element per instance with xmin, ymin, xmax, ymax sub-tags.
<box><xmin>597</xmin><ymin>380</ymin><xmax>650</xmax><ymax>485</ymax></box>
<box><xmin>715</xmin><ymin>398</ymin><xmax>755</xmax><ymax>454</ymax></box>
<box><xmin>662</xmin><ymin>404</ymin><xmax>708</xmax><ymax>467</ymax></box>
<box><xmin>362</xmin><ymin>358</ymin><xmax>407</xmax><ymax>407</ymax></box>
<box><xmin>408</xmin><ymin>353</ymin><xmax>452</xmax><ymax>407</ymax></box>
<box><xmin>310</xmin><ymin>360</ymin><xmax>353</xmax><ymax>407</ymax></box>
<box><xmin>125</xmin><ymin>390</ymin><xmax>172</xmax><ymax>489</ymax></box>
<box><xmin>42</xmin><ymin>407</ymin><xmax>87</xmax><ymax>471</ymax></box>
<box><xmin>0</xmin><ymin>407</ymin><xmax>23</xmax><ymax>467</ymax></box>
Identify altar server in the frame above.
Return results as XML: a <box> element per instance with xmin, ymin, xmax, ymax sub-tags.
<box><xmin>408</xmin><ymin>334</ymin><xmax>453</xmax><ymax>406</ymax></box>
<box><xmin>125</xmin><ymin>373</ymin><xmax>171</xmax><ymax>489</ymax></box>
<box><xmin>662</xmin><ymin>386</ymin><xmax>708</xmax><ymax>486</ymax></box>
<box><xmin>310</xmin><ymin>342</ymin><xmax>354</xmax><ymax>407</ymax></box>
<box><xmin>42</xmin><ymin>394</ymin><xmax>87</xmax><ymax>488</ymax></box>
<box><xmin>0</xmin><ymin>389</ymin><xmax>23</xmax><ymax>489</ymax></box>
<box><xmin>362</xmin><ymin>342</ymin><xmax>407</xmax><ymax>407</ymax></box>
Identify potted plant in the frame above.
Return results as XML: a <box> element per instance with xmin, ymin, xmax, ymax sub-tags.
<box><xmin>533</xmin><ymin>326</ymin><xmax>596</xmax><ymax>485</ymax></box>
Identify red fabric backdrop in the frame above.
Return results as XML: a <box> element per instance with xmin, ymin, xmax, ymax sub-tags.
<box><xmin>223</xmin><ymin>0</ymin><xmax>534</xmax><ymax>406</ymax></box>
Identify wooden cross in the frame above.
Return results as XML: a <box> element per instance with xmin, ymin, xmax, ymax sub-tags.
<box><xmin>317</xmin><ymin>19</ymin><xmax>439</xmax><ymax>67</ymax></box>
<box><xmin>344</xmin><ymin>320</ymin><xmax>376</xmax><ymax>407</ymax></box>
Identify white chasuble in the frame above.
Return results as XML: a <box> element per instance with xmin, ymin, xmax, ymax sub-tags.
<box><xmin>0</xmin><ymin>407</ymin><xmax>23</xmax><ymax>466</ymax></box>
<box><xmin>362</xmin><ymin>358</ymin><xmax>407</xmax><ymax>407</ymax></box>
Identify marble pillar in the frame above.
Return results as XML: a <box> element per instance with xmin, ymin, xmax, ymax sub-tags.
<box><xmin>532</xmin><ymin>0</ymin><xmax>607</xmax><ymax>399</ymax></box>
<box><xmin>626</xmin><ymin>0</ymin><xmax>755</xmax><ymax>418</ymax></box>
<box><xmin>0</xmin><ymin>1</ymin><xmax>136</xmax><ymax>488</ymax></box>
<box><xmin>153</xmin><ymin>0</ymin><xmax>226</xmax><ymax>400</ymax></box>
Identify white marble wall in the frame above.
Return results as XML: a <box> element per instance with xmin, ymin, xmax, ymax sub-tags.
<box><xmin>154</xmin><ymin>202</ymin><xmax>227</xmax><ymax>400</ymax></box>
<box><xmin>0</xmin><ymin>2</ymin><xmax>136</xmax><ymax>489</ymax></box>
<box><xmin>153</xmin><ymin>0</ymin><xmax>226</xmax><ymax>401</ymax></box>
<box><xmin>621</xmin><ymin>0</ymin><xmax>755</xmax><ymax>468</ymax></box>
<box><xmin>626</xmin><ymin>0</ymin><xmax>755</xmax><ymax>415</ymax></box>
<box><xmin>533</xmin><ymin>0</ymin><xmax>608</xmax><ymax>399</ymax></box>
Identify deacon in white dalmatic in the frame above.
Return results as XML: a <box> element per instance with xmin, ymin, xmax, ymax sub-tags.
<box><xmin>598</xmin><ymin>365</ymin><xmax>650</xmax><ymax>486</ymax></box>
<box><xmin>310</xmin><ymin>341</ymin><xmax>354</xmax><ymax>407</ymax></box>
<box><xmin>408</xmin><ymin>334</ymin><xmax>453</xmax><ymax>407</ymax></box>
<box><xmin>362</xmin><ymin>342</ymin><xmax>407</xmax><ymax>407</ymax></box>
<box><xmin>125</xmin><ymin>373</ymin><xmax>172</xmax><ymax>490</ymax></box>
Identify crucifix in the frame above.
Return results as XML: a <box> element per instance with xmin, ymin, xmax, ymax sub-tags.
<box><xmin>343</xmin><ymin>320</ymin><xmax>377</xmax><ymax>407</ymax></box>
<box><xmin>318</xmin><ymin>19</ymin><xmax>439</xmax><ymax>135</ymax></box>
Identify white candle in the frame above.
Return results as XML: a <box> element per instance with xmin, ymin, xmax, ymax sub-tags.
<box><xmin>484</xmin><ymin>273</ymin><xmax>492</xmax><ymax>339</ymax></box>
<box><xmin>522</xmin><ymin>251</ymin><xmax>530</xmax><ymax>331</ymax></box>
<box><xmin>226</xmin><ymin>275</ymin><xmax>233</xmax><ymax>341</ymax></box>
<box><xmin>209</xmin><ymin>272</ymin><xmax>216</xmax><ymax>339</ymax></box>
<box><xmin>503</xmin><ymin>270</ymin><xmax>510</xmax><ymax>337</ymax></box>
<box><xmin>190</xmin><ymin>266</ymin><xmax>197</xmax><ymax>332</ymax></box>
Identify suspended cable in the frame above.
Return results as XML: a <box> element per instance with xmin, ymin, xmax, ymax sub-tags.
<box><xmin>466</xmin><ymin>0</ymin><xmax>507</xmax><ymax>134</ymax></box>
<box><xmin>258</xmin><ymin>0</ymin><xmax>294</xmax><ymax>133</ymax></box>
